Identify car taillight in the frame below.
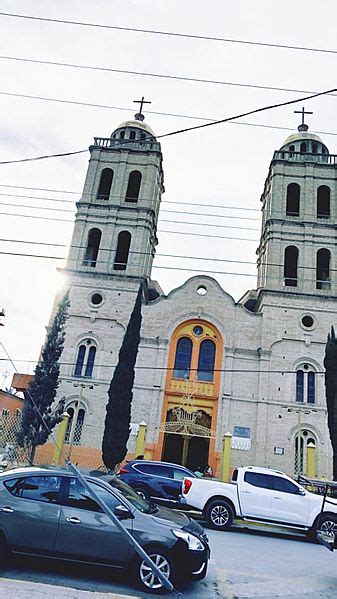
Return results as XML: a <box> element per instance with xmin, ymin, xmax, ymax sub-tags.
<box><xmin>118</xmin><ymin>467</ymin><xmax>128</xmax><ymax>474</ymax></box>
<box><xmin>183</xmin><ymin>479</ymin><xmax>192</xmax><ymax>494</ymax></box>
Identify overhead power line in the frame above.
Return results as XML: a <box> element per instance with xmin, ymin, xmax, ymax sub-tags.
<box><xmin>1</xmin><ymin>55</ymin><xmax>337</xmax><ymax>100</ymax></box>
<box><xmin>1</xmin><ymin>12</ymin><xmax>337</xmax><ymax>56</ymax></box>
<box><xmin>0</xmin><ymin>87</ymin><xmax>335</xmax><ymax>164</ymax></box>
<box><xmin>0</xmin><ymin>355</ymin><xmax>325</xmax><ymax>375</ymax></box>
<box><xmin>0</xmin><ymin>248</ymin><xmax>335</xmax><ymax>285</ymax></box>
<box><xmin>2</xmin><ymin>90</ymin><xmax>337</xmax><ymax>139</ymax></box>
<box><xmin>1</xmin><ymin>237</ymin><xmax>337</xmax><ymax>274</ymax></box>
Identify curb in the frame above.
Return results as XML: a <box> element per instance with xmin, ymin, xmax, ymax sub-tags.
<box><xmin>0</xmin><ymin>577</ymin><xmax>140</xmax><ymax>598</ymax></box>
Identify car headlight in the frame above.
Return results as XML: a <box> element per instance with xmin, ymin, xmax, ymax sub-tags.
<box><xmin>172</xmin><ymin>529</ymin><xmax>204</xmax><ymax>551</ymax></box>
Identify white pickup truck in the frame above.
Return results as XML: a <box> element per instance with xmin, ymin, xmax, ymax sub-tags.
<box><xmin>182</xmin><ymin>466</ymin><xmax>337</xmax><ymax>536</ymax></box>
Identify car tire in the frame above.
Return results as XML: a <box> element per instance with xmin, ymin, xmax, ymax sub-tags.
<box><xmin>134</xmin><ymin>547</ymin><xmax>175</xmax><ymax>594</ymax></box>
<box><xmin>133</xmin><ymin>486</ymin><xmax>150</xmax><ymax>501</ymax></box>
<box><xmin>205</xmin><ymin>499</ymin><xmax>234</xmax><ymax>530</ymax></box>
<box><xmin>315</xmin><ymin>513</ymin><xmax>337</xmax><ymax>536</ymax></box>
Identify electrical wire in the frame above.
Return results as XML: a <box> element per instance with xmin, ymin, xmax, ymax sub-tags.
<box><xmin>0</xmin><ymin>354</ymin><xmax>326</xmax><ymax>375</ymax></box>
<box><xmin>2</xmin><ymin>91</ymin><xmax>337</xmax><ymax>139</ymax></box>
<box><xmin>0</xmin><ymin>248</ymin><xmax>335</xmax><ymax>285</ymax></box>
<box><xmin>1</xmin><ymin>54</ymin><xmax>337</xmax><ymax>98</ymax></box>
<box><xmin>1</xmin><ymin>12</ymin><xmax>337</xmax><ymax>56</ymax></box>
<box><xmin>2</xmin><ymin>192</ymin><xmax>337</xmax><ymax>223</ymax></box>
<box><xmin>0</xmin><ymin>86</ymin><xmax>335</xmax><ymax>163</ymax></box>
<box><xmin>0</xmin><ymin>237</ymin><xmax>336</xmax><ymax>274</ymax></box>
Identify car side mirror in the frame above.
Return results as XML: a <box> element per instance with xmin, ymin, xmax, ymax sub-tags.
<box><xmin>114</xmin><ymin>504</ymin><xmax>134</xmax><ymax>520</ymax></box>
<box><xmin>297</xmin><ymin>488</ymin><xmax>306</xmax><ymax>496</ymax></box>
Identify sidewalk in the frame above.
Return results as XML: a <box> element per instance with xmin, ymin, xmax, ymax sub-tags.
<box><xmin>0</xmin><ymin>577</ymin><xmax>140</xmax><ymax>598</ymax></box>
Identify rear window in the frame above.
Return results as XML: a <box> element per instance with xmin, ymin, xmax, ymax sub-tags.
<box><xmin>232</xmin><ymin>469</ymin><xmax>238</xmax><ymax>482</ymax></box>
<box><xmin>4</xmin><ymin>475</ymin><xmax>61</xmax><ymax>503</ymax></box>
<box><xmin>135</xmin><ymin>464</ymin><xmax>173</xmax><ymax>478</ymax></box>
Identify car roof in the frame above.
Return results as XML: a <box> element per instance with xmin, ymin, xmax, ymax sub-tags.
<box><xmin>0</xmin><ymin>465</ymin><xmax>113</xmax><ymax>483</ymax></box>
<box><xmin>245</xmin><ymin>466</ymin><xmax>288</xmax><ymax>476</ymax></box>
<box><xmin>129</xmin><ymin>460</ymin><xmax>193</xmax><ymax>470</ymax></box>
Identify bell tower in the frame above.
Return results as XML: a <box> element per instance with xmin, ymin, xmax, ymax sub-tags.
<box><xmin>257</xmin><ymin>109</ymin><xmax>336</xmax><ymax>296</ymax></box>
<box><xmin>66</xmin><ymin>105</ymin><xmax>164</xmax><ymax>281</ymax></box>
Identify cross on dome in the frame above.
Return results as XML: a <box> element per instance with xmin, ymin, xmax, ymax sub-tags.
<box><xmin>133</xmin><ymin>96</ymin><xmax>151</xmax><ymax>122</ymax></box>
<box><xmin>294</xmin><ymin>106</ymin><xmax>313</xmax><ymax>132</ymax></box>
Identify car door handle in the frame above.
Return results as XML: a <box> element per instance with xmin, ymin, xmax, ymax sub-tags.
<box><xmin>66</xmin><ymin>517</ymin><xmax>81</xmax><ymax>524</ymax></box>
<box><xmin>273</xmin><ymin>496</ymin><xmax>282</xmax><ymax>500</ymax></box>
<box><xmin>1</xmin><ymin>506</ymin><xmax>14</xmax><ymax>513</ymax></box>
<box><xmin>241</xmin><ymin>490</ymin><xmax>251</xmax><ymax>494</ymax></box>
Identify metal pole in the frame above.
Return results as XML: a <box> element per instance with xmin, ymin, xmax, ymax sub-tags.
<box><xmin>67</xmin><ymin>462</ymin><xmax>179</xmax><ymax>596</ymax></box>
<box><xmin>296</xmin><ymin>409</ymin><xmax>302</xmax><ymax>478</ymax></box>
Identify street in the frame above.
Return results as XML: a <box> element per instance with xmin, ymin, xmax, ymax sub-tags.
<box><xmin>1</xmin><ymin>525</ymin><xmax>337</xmax><ymax>598</ymax></box>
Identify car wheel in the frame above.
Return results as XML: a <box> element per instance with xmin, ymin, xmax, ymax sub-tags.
<box><xmin>134</xmin><ymin>487</ymin><xmax>149</xmax><ymax>501</ymax></box>
<box><xmin>316</xmin><ymin>513</ymin><xmax>337</xmax><ymax>535</ymax></box>
<box><xmin>205</xmin><ymin>499</ymin><xmax>234</xmax><ymax>530</ymax></box>
<box><xmin>135</xmin><ymin>548</ymin><xmax>174</xmax><ymax>594</ymax></box>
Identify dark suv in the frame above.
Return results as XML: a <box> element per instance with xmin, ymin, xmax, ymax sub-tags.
<box><xmin>118</xmin><ymin>460</ymin><xmax>196</xmax><ymax>506</ymax></box>
<box><xmin>0</xmin><ymin>466</ymin><xmax>209</xmax><ymax>593</ymax></box>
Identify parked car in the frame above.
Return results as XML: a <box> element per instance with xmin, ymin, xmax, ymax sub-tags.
<box><xmin>181</xmin><ymin>465</ymin><xmax>337</xmax><ymax>537</ymax></box>
<box><xmin>0</xmin><ymin>466</ymin><xmax>209</xmax><ymax>593</ymax></box>
<box><xmin>118</xmin><ymin>460</ymin><xmax>197</xmax><ymax>506</ymax></box>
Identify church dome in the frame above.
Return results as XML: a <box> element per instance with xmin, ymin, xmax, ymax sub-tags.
<box><xmin>279</xmin><ymin>119</ymin><xmax>329</xmax><ymax>155</ymax></box>
<box><xmin>111</xmin><ymin>117</ymin><xmax>156</xmax><ymax>141</ymax></box>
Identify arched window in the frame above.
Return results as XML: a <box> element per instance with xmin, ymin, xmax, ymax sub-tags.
<box><xmin>289</xmin><ymin>144</ymin><xmax>295</xmax><ymax>158</ymax></box>
<box><xmin>296</xmin><ymin>366</ymin><xmax>316</xmax><ymax>404</ymax></box>
<box><xmin>317</xmin><ymin>185</ymin><xmax>330</xmax><ymax>218</ymax></box>
<box><xmin>97</xmin><ymin>168</ymin><xmax>114</xmax><ymax>200</ymax></box>
<box><xmin>312</xmin><ymin>143</ymin><xmax>318</xmax><ymax>154</ymax></box>
<box><xmin>125</xmin><ymin>170</ymin><xmax>142</xmax><ymax>202</ymax></box>
<box><xmin>65</xmin><ymin>406</ymin><xmax>85</xmax><ymax>445</ymax></box>
<box><xmin>74</xmin><ymin>340</ymin><xmax>97</xmax><ymax>378</ymax></box>
<box><xmin>296</xmin><ymin>370</ymin><xmax>304</xmax><ymax>402</ymax></box>
<box><xmin>308</xmin><ymin>371</ymin><xmax>315</xmax><ymax>404</ymax></box>
<box><xmin>114</xmin><ymin>231</ymin><xmax>131</xmax><ymax>270</ymax></box>
<box><xmin>120</xmin><ymin>130</ymin><xmax>125</xmax><ymax>139</ymax></box>
<box><xmin>173</xmin><ymin>337</ymin><xmax>193</xmax><ymax>379</ymax></box>
<box><xmin>83</xmin><ymin>228</ymin><xmax>102</xmax><ymax>267</ymax></box>
<box><xmin>300</xmin><ymin>142</ymin><xmax>307</xmax><ymax>154</ymax></box>
<box><xmin>129</xmin><ymin>130</ymin><xmax>136</xmax><ymax>140</ymax></box>
<box><xmin>197</xmin><ymin>340</ymin><xmax>216</xmax><ymax>381</ymax></box>
<box><xmin>286</xmin><ymin>183</ymin><xmax>300</xmax><ymax>216</ymax></box>
<box><xmin>284</xmin><ymin>246</ymin><xmax>299</xmax><ymax>287</ymax></box>
<box><xmin>294</xmin><ymin>430</ymin><xmax>317</xmax><ymax>476</ymax></box>
<box><xmin>316</xmin><ymin>248</ymin><xmax>331</xmax><ymax>289</ymax></box>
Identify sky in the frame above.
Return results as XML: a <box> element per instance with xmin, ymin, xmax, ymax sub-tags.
<box><xmin>0</xmin><ymin>0</ymin><xmax>337</xmax><ymax>386</ymax></box>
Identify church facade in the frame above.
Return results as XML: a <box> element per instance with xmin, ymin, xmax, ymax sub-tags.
<box><xmin>51</xmin><ymin>110</ymin><xmax>337</xmax><ymax>478</ymax></box>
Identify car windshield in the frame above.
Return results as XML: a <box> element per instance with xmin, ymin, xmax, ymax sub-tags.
<box><xmin>108</xmin><ymin>476</ymin><xmax>158</xmax><ymax>514</ymax></box>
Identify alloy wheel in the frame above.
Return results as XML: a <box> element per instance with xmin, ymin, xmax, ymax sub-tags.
<box><xmin>139</xmin><ymin>552</ymin><xmax>171</xmax><ymax>590</ymax></box>
<box><xmin>320</xmin><ymin>519</ymin><xmax>337</xmax><ymax>535</ymax></box>
<box><xmin>211</xmin><ymin>504</ymin><xmax>229</xmax><ymax>527</ymax></box>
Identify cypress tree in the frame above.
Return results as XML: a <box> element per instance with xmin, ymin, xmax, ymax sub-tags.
<box><xmin>16</xmin><ymin>292</ymin><xmax>70</xmax><ymax>464</ymax></box>
<box><xmin>102</xmin><ymin>285</ymin><xmax>143</xmax><ymax>472</ymax></box>
<box><xmin>324</xmin><ymin>325</ymin><xmax>337</xmax><ymax>480</ymax></box>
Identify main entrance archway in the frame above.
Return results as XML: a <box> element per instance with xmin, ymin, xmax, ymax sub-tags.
<box><xmin>155</xmin><ymin>319</ymin><xmax>223</xmax><ymax>474</ymax></box>
<box><xmin>161</xmin><ymin>408</ymin><xmax>212</xmax><ymax>471</ymax></box>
